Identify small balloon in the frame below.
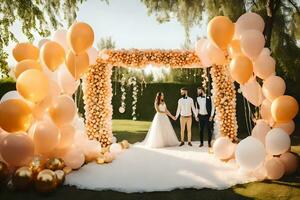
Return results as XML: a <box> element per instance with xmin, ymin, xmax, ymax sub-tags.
<box><xmin>62</xmin><ymin>146</ymin><xmax>85</xmax><ymax>169</ymax></box>
<box><xmin>253</xmin><ymin>54</ymin><xmax>275</xmax><ymax>80</ymax></box>
<box><xmin>213</xmin><ymin>137</ymin><xmax>236</xmax><ymax>160</ymax></box>
<box><xmin>279</xmin><ymin>152</ymin><xmax>299</xmax><ymax>175</ymax></box>
<box><xmin>13</xmin><ymin>43</ymin><xmax>39</xmax><ymax>62</ymax></box>
<box><xmin>271</xmin><ymin>95</ymin><xmax>299</xmax><ymax>123</ymax></box>
<box><xmin>87</xmin><ymin>47</ymin><xmax>98</xmax><ymax>65</ymax></box>
<box><xmin>35</xmin><ymin>169</ymin><xmax>57</xmax><ymax>193</ymax></box>
<box><xmin>262</xmin><ymin>76</ymin><xmax>286</xmax><ymax>102</ymax></box>
<box><xmin>265</xmin><ymin>128</ymin><xmax>291</xmax><ymax>155</ymax></box>
<box><xmin>41</xmin><ymin>41</ymin><xmax>65</xmax><ymax>71</ymax></box>
<box><xmin>57</xmin><ymin>64</ymin><xmax>79</xmax><ymax>95</ymax></box>
<box><xmin>0</xmin><ymin>90</ymin><xmax>23</xmax><ymax>103</ymax></box>
<box><xmin>45</xmin><ymin>158</ymin><xmax>65</xmax><ymax>171</ymax></box>
<box><xmin>240</xmin><ymin>30</ymin><xmax>265</xmax><ymax>60</ymax></box>
<box><xmin>229</xmin><ymin>55</ymin><xmax>253</xmax><ymax>84</ymax></box>
<box><xmin>273</xmin><ymin>121</ymin><xmax>295</xmax><ymax>135</ymax></box>
<box><xmin>235</xmin><ymin>12</ymin><xmax>265</xmax><ymax>39</ymax></box>
<box><xmin>54</xmin><ymin>170</ymin><xmax>65</xmax><ymax>186</ymax></box>
<box><xmin>240</xmin><ymin>77</ymin><xmax>263</xmax><ymax>106</ymax></box>
<box><xmin>14</xmin><ymin>59</ymin><xmax>42</xmax><ymax>78</ymax></box>
<box><xmin>52</xmin><ymin>29</ymin><xmax>68</xmax><ymax>52</ymax></box>
<box><xmin>251</xmin><ymin>120</ymin><xmax>271</xmax><ymax>144</ymax></box>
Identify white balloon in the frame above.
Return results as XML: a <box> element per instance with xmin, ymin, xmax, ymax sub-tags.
<box><xmin>235</xmin><ymin>136</ymin><xmax>266</xmax><ymax>170</ymax></box>
<box><xmin>251</xmin><ymin>120</ymin><xmax>271</xmax><ymax>144</ymax></box>
<box><xmin>87</xmin><ymin>47</ymin><xmax>98</xmax><ymax>65</ymax></box>
<box><xmin>109</xmin><ymin>143</ymin><xmax>123</xmax><ymax>154</ymax></box>
<box><xmin>265</xmin><ymin>128</ymin><xmax>291</xmax><ymax>155</ymax></box>
<box><xmin>57</xmin><ymin>64</ymin><xmax>79</xmax><ymax>95</ymax></box>
<box><xmin>0</xmin><ymin>91</ymin><xmax>22</xmax><ymax>103</ymax></box>
<box><xmin>213</xmin><ymin>137</ymin><xmax>236</xmax><ymax>160</ymax></box>
<box><xmin>195</xmin><ymin>39</ymin><xmax>213</xmax><ymax>68</ymax></box>
<box><xmin>52</xmin><ymin>29</ymin><xmax>68</xmax><ymax>52</ymax></box>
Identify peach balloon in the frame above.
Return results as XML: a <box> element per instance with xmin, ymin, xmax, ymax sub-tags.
<box><xmin>262</xmin><ymin>76</ymin><xmax>286</xmax><ymax>102</ymax></box>
<box><xmin>14</xmin><ymin>59</ymin><xmax>42</xmax><ymax>78</ymax></box>
<box><xmin>273</xmin><ymin>121</ymin><xmax>295</xmax><ymax>135</ymax></box>
<box><xmin>206</xmin><ymin>42</ymin><xmax>226</xmax><ymax>65</ymax></box>
<box><xmin>48</xmin><ymin>95</ymin><xmax>76</xmax><ymax>126</ymax></box>
<box><xmin>253</xmin><ymin>55</ymin><xmax>275</xmax><ymax>80</ymax></box>
<box><xmin>260</xmin><ymin>99</ymin><xmax>274</xmax><ymax>125</ymax></box>
<box><xmin>41</xmin><ymin>41</ymin><xmax>65</xmax><ymax>71</ymax></box>
<box><xmin>56</xmin><ymin>124</ymin><xmax>75</xmax><ymax>150</ymax></box>
<box><xmin>207</xmin><ymin>16</ymin><xmax>234</xmax><ymax>50</ymax></box>
<box><xmin>0</xmin><ymin>99</ymin><xmax>32</xmax><ymax>132</ymax></box>
<box><xmin>228</xmin><ymin>39</ymin><xmax>242</xmax><ymax>57</ymax></box>
<box><xmin>279</xmin><ymin>152</ymin><xmax>299</xmax><ymax>175</ymax></box>
<box><xmin>265</xmin><ymin>128</ymin><xmax>290</xmax><ymax>155</ymax></box>
<box><xmin>240</xmin><ymin>77</ymin><xmax>263</xmax><ymax>106</ymax></box>
<box><xmin>260</xmin><ymin>48</ymin><xmax>271</xmax><ymax>56</ymax></box>
<box><xmin>271</xmin><ymin>95</ymin><xmax>299</xmax><ymax>123</ymax></box>
<box><xmin>83</xmin><ymin>140</ymin><xmax>102</xmax><ymax>161</ymax></box>
<box><xmin>33</xmin><ymin>120</ymin><xmax>60</xmax><ymax>154</ymax></box>
<box><xmin>229</xmin><ymin>55</ymin><xmax>253</xmax><ymax>84</ymax></box>
<box><xmin>265</xmin><ymin>157</ymin><xmax>285</xmax><ymax>180</ymax></box>
<box><xmin>251</xmin><ymin>120</ymin><xmax>271</xmax><ymax>144</ymax></box>
<box><xmin>87</xmin><ymin>47</ymin><xmax>98</xmax><ymax>65</ymax></box>
<box><xmin>57</xmin><ymin>65</ymin><xmax>79</xmax><ymax>95</ymax></box>
<box><xmin>212</xmin><ymin>137</ymin><xmax>235</xmax><ymax>160</ymax></box>
<box><xmin>12</xmin><ymin>43</ymin><xmax>39</xmax><ymax>62</ymax></box>
<box><xmin>65</xmin><ymin>51</ymin><xmax>89</xmax><ymax>80</ymax></box>
<box><xmin>67</xmin><ymin>22</ymin><xmax>94</xmax><ymax>54</ymax></box>
<box><xmin>0</xmin><ymin>133</ymin><xmax>34</xmax><ymax>167</ymax></box>
<box><xmin>16</xmin><ymin>69</ymin><xmax>49</xmax><ymax>103</ymax></box>
<box><xmin>235</xmin><ymin>12</ymin><xmax>265</xmax><ymax>39</ymax></box>
<box><xmin>195</xmin><ymin>39</ymin><xmax>213</xmax><ymax>68</ymax></box>
<box><xmin>240</xmin><ymin>30</ymin><xmax>265</xmax><ymax>60</ymax></box>
<box><xmin>62</xmin><ymin>146</ymin><xmax>85</xmax><ymax>169</ymax></box>
<box><xmin>52</xmin><ymin>29</ymin><xmax>68</xmax><ymax>52</ymax></box>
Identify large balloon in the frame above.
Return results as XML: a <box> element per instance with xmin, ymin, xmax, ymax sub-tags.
<box><xmin>265</xmin><ymin>157</ymin><xmax>284</xmax><ymax>180</ymax></box>
<box><xmin>206</xmin><ymin>41</ymin><xmax>226</xmax><ymax>65</ymax></box>
<box><xmin>65</xmin><ymin>51</ymin><xmax>89</xmax><ymax>80</ymax></box>
<box><xmin>235</xmin><ymin>136</ymin><xmax>266</xmax><ymax>170</ymax></box>
<box><xmin>52</xmin><ymin>29</ymin><xmax>68</xmax><ymax>52</ymax></box>
<box><xmin>195</xmin><ymin>39</ymin><xmax>213</xmax><ymax>68</ymax></box>
<box><xmin>253</xmin><ymin>54</ymin><xmax>275</xmax><ymax>80</ymax></box>
<box><xmin>13</xmin><ymin>43</ymin><xmax>39</xmax><ymax>62</ymax></box>
<box><xmin>212</xmin><ymin>137</ymin><xmax>235</xmax><ymax>160</ymax></box>
<box><xmin>273</xmin><ymin>121</ymin><xmax>295</xmax><ymax>135</ymax></box>
<box><xmin>235</xmin><ymin>12</ymin><xmax>265</xmax><ymax>39</ymax></box>
<box><xmin>207</xmin><ymin>16</ymin><xmax>234</xmax><ymax>50</ymax></box>
<box><xmin>48</xmin><ymin>95</ymin><xmax>76</xmax><ymax>126</ymax></box>
<box><xmin>56</xmin><ymin>124</ymin><xmax>75</xmax><ymax>150</ymax></box>
<box><xmin>271</xmin><ymin>95</ymin><xmax>299</xmax><ymax>123</ymax></box>
<box><xmin>67</xmin><ymin>22</ymin><xmax>94</xmax><ymax>54</ymax></box>
<box><xmin>228</xmin><ymin>39</ymin><xmax>242</xmax><ymax>57</ymax></box>
<box><xmin>251</xmin><ymin>120</ymin><xmax>271</xmax><ymax>144</ymax></box>
<box><xmin>0</xmin><ymin>133</ymin><xmax>34</xmax><ymax>166</ymax></box>
<box><xmin>16</xmin><ymin>69</ymin><xmax>49</xmax><ymax>103</ymax></box>
<box><xmin>240</xmin><ymin>77</ymin><xmax>263</xmax><ymax>106</ymax></box>
<box><xmin>62</xmin><ymin>146</ymin><xmax>85</xmax><ymax>169</ymax></box>
<box><xmin>57</xmin><ymin>65</ymin><xmax>79</xmax><ymax>95</ymax></box>
<box><xmin>14</xmin><ymin>59</ymin><xmax>42</xmax><ymax>78</ymax></box>
<box><xmin>41</xmin><ymin>41</ymin><xmax>65</xmax><ymax>71</ymax></box>
<box><xmin>33</xmin><ymin>120</ymin><xmax>60</xmax><ymax>154</ymax></box>
<box><xmin>260</xmin><ymin>99</ymin><xmax>274</xmax><ymax>126</ymax></box>
<box><xmin>265</xmin><ymin>128</ymin><xmax>290</xmax><ymax>155</ymax></box>
<box><xmin>279</xmin><ymin>152</ymin><xmax>299</xmax><ymax>175</ymax></box>
<box><xmin>240</xmin><ymin>30</ymin><xmax>265</xmax><ymax>60</ymax></box>
<box><xmin>0</xmin><ymin>90</ymin><xmax>22</xmax><ymax>103</ymax></box>
<box><xmin>0</xmin><ymin>99</ymin><xmax>32</xmax><ymax>132</ymax></box>
<box><xmin>262</xmin><ymin>76</ymin><xmax>286</xmax><ymax>101</ymax></box>
<box><xmin>229</xmin><ymin>55</ymin><xmax>253</xmax><ymax>84</ymax></box>
<box><xmin>87</xmin><ymin>47</ymin><xmax>98</xmax><ymax>65</ymax></box>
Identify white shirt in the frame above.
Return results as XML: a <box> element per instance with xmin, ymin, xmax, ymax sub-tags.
<box><xmin>176</xmin><ymin>97</ymin><xmax>197</xmax><ymax>118</ymax></box>
<box><xmin>196</xmin><ymin>96</ymin><xmax>215</xmax><ymax>117</ymax></box>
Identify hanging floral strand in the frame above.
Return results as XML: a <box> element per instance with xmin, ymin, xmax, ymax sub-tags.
<box><xmin>128</xmin><ymin>77</ymin><xmax>138</xmax><ymax>120</ymax></box>
<box><xmin>119</xmin><ymin>74</ymin><xmax>126</xmax><ymax>114</ymax></box>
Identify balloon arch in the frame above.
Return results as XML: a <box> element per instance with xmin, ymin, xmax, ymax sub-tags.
<box><xmin>83</xmin><ymin>49</ymin><xmax>238</xmax><ymax>147</ymax></box>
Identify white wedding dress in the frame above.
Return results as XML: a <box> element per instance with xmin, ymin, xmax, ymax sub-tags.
<box><xmin>142</xmin><ymin>103</ymin><xmax>179</xmax><ymax>148</ymax></box>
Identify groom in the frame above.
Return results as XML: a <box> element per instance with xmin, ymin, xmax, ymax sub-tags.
<box><xmin>174</xmin><ymin>88</ymin><xmax>198</xmax><ymax>146</ymax></box>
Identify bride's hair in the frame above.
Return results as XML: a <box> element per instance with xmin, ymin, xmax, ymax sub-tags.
<box><xmin>155</xmin><ymin>92</ymin><xmax>164</xmax><ymax>106</ymax></box>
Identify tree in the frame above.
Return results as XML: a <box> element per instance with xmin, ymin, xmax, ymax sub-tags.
<box><xmin>97</xmin><ymin>36</ymin><xmax>116</xmax><ymax>50</ymax></box>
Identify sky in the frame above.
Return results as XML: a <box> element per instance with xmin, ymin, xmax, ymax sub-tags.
<box><xmin>5</xmin><ymin>0</ymin><xmax>207</xmax><ymax>67</ymax></box>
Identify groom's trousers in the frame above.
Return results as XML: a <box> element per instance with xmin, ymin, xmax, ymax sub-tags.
<box><xmin>199</xmin><ymin>114</ymin><xmax>212</xmax><ymax>145</ymax></box>
<box><xmin>180</xmin><ymin>116</ymin><xmax>192</xmax><ymax>142</ymax></box>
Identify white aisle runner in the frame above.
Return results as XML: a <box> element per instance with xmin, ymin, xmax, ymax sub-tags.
<box><xmin>65</xmin><ymin>142</ymin><xmax>257</xmax><ymax>193</ymax></box>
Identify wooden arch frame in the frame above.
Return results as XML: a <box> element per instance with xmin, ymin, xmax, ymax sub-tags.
<box><xmin>83</xmin><ymin>49</ymin><xmax>238</xmax><ymax>147</ymax></box>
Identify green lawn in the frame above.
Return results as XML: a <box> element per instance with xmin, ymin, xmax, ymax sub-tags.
<box><xmin>1</xmin><ymin>119</ymin><xmax>299</xmax><ymax>200</ymax></box>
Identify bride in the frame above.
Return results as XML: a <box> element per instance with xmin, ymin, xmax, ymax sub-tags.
<box><xmin>142</xmin><ymin>92</ymin><xmax>179</xmax><ymax>148</ymax></box>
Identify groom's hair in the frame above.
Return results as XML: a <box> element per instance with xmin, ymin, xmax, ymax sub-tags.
<box><xmin>180</xmin><ymin>87</ymin><xmax>188</xmax><ymax>91</ymax></box>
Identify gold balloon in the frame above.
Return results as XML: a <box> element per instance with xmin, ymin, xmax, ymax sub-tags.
<box><xmin>65</xmin><ymin>51</ymin><xmax>89</xmax><ymax>80</ymax></box>
<box><xmin>207</xmin><ymin>16</ymin><xmax>235</xmax><ymax>50</ymax></box>
<box><xmin>35</xmin><ymin>169</ymin><xmax>57</xmax><ymax>193</ymax></box>
<box><xmin>63</xmin><ymin>166</ymin><xmax>72</xmax><ymax>174</ymax></box>
<box><xmin>41</xmin><ymin>41</ymin><xmax>65</xmax><ymax>71</ymax></box>
<box><xmin>16</xmin><ymin>69</ymin><xmax>49</xmax><ymax>103</ymax></box>
<box><xmin>13</xmin><ymin>166</ymin><xmax>33</xmax><ymax>190</ymax></box>
<box><xmin>271</xmin><ymin>95</ymin><xmax>299</xmax><ymax>123</ymax></box>
<box><xmin>67</xmin><ymin>22</ymin><xmax>94</xmax><ymax>54</ymax></box>
<box><xmin>14</xmin><ymin>59</ymin><xmax>42</xmax><ymax>78</ymax></box>
<box><xmin>45</xmin><ymin>158</ymin><xmax>65</xmax><ymax>171</ymax></box>
<box><xmin>13</xmin><ymin>43</ymin><xmax>39</xmax><ymax>62</ymax></box>
<box><xmin>0</xmin><ymin>99</ymin><xmax>32</xmax><ymax>132</ymax></box>
<box><xmin>54</xmin><ymin>170</ymin><xmax>65</xmax><ymax>186</ymax></box>
<box><xmin>229</xmin><ymin>55</ymin><xmax>253</xmax><ymax>84</ymax></box>
<box><xmin>29</xmin><ymin>156</ymin><xmax>46</xmax><ymax>179</ymax></box>
<box><xmin>0</xmin><ymin>161</ymin><xmax>9</xmax><ymax>184</ymax></box>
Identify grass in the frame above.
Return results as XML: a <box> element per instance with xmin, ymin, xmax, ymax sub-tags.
<box><xmin>1</xmin><ymin>119</ymin><xmax>299</xmax><ymax>200</ymax></box>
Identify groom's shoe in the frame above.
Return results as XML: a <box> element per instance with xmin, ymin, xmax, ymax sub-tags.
<box><xmin>208</xmin><ymin>143</ymin><xmax>212</xmax><ymax>148</ymax></box>
<box><xmin>199</xmin><ymin>143</ymin><xmax>203</xmax><ymax>147</ymax></box>
<box><xmin>179</xmin><ymin>142</ymin><xmax>185</xmax><ymax>146</ymax></box>
<box><xmin>188</xmin><ymin>142</ymin><xmax>192</xmax><ymax>146</ymax></box>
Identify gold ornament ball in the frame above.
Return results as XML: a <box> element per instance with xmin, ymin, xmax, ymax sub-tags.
<box><xmin>45</xmin><ymin>158</ymin><xmax>65</xmax><ymax>171</ymax></box>
<box><xmin>54</xmin><ymin>170</ymin><xmax>65</xmax><ymax>186</ymax></box>
<box><xmin>35</xmin><ymin>169</ymin><xmax>57</xmax><ymax>193</ymax></box>
<box><xmin>63</xmin><ymin>166</ymin><xmax>72</xmax><ymax>175</ymax></box>
<box><xmin>13</xmin><ymin>166</ymin><xmax>33</xmax><ymax>190</ymax></box>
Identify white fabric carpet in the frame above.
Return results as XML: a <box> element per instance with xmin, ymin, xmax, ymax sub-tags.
<box><xmin>65</xmin><ymin>142</ymin><xmax>257</xmax><ymax>193</ymax></box>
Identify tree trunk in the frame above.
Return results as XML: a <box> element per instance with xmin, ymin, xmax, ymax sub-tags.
<box><xmin>264</xmin><ymin>0</ymin><xmax>281</xmax><ymax>48</ymax></box>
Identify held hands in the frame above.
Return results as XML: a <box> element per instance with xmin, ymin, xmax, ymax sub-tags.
<box><xmin>195</xmin><ymin>116</ymin><xmax>199</xmax><ymax>122</ymax></box>
<box><xmin>209</xmin><ymin>116</ymin><xmax>213</xmax><ymax>122</ymax></box>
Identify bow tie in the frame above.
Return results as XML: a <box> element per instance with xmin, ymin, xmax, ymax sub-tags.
<box><xmin>183</xmin><ymin>97</ymin><xmax>187</xmax><ymax>99</ymax></box>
